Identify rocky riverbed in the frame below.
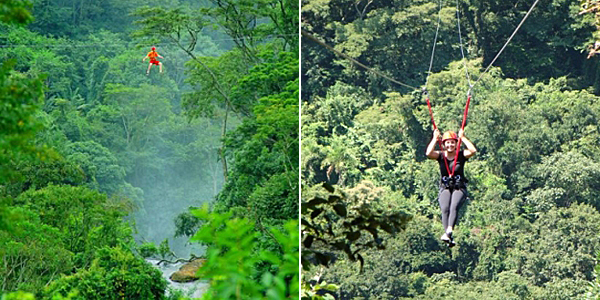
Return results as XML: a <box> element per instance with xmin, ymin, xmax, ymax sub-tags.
<box><xmin>147</xmin><ymin>259</ymin><xmax>210</xmax><ymax>298</ymax></box>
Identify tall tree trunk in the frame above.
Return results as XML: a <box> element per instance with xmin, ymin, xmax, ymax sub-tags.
<box><xmin>220</xmin><ymin>103</ymin><xmax>229</xmax><ymax>181</ymax></box>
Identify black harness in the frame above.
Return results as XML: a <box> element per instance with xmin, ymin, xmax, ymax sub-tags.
<box><xmin>441</xmin><ymin>175</ymin><xmax>466</xmax><ymax>190</ymax></box>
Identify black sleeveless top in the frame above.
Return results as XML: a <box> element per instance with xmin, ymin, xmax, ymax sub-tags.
<box><xmin>437</xmin><ymin>151</ymin><xmax>468</xmax><ymax>181</ymax></box>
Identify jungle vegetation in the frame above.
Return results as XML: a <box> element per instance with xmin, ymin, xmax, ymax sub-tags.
<box><xmin>0</xmin><ymin>0</ymin><xmax>298</xmax><ymax>298</ymax></box>
<box><xmin>301</xmin><ymin>0</ymin><xmax>600</xmax><ymax>299</ymax></box>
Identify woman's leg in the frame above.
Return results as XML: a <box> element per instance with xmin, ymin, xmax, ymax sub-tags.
<box><xmin>438</xmin><ymin>189</ymin><xmax>452</xmax><ymax>231</ymax></box>
<box><xmin>447</xmin><ymin>188</ymin><xmax>467</xmax><ymax>231</ymax></box>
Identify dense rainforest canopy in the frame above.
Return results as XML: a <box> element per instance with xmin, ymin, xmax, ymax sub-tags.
<box><xmin>1</xmin><ymin>0</ymin><xmax>299</xmax><ymax>298</ymax></box>
<box><xmin>301</xmin><ymin>0</ymin><xmax>600</xmax><ymax>299</ymax></box>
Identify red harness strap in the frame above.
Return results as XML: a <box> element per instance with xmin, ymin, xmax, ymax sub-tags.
<box><xmin>425</xmin><ymin>91</ymin><xmax>472</xmax><ymax>178</ymax></box>
<box><xmin>449</xmin><ymin>93</ymin><xmax>471</xmax><ymax>177</ymax></box>
<box><xmin>425</xmin><ymin>91</ymin><xmax>451</xmax><ymax>176</ymax></box>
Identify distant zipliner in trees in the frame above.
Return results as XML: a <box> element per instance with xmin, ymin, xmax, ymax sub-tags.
<box><xmin>143</xmin><ymin>46</ymin><xmax>164</xmax><ymax>74</ymax></box>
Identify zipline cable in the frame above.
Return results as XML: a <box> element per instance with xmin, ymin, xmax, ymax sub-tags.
<box><xmin>302</xmin><ymin>0</ymin><xmax>539</xmax><ymax>95</ymax></box>
<box><xmin>455</xmin><ymin>0</ymin><xmax>473</xmax><ymax>89</ymax></box>
<box><xmin>449</xmin><ymin>93</ymin><xmax>471</xmax><ymax>177</ymax></box>
<box><xmin>425</xmin><ymin>89</ymin><xmax>453</xmax><ymax>176</ymax></box>
<box><xmin>303</xmin><ymin>0</ymin><xmax>539</xmax><ymax>177</ymax></box>
<box><xmin>424</xmin><ymin>0</ymin><xmax>453</xmax><ymax>175</ymax></box>
<box><xmin>446</xmin><ymin>0</ymin><xmax>537</xmax><ymax>176</ymax></box>
<box><xmin>469</xmin><ymin>0</ymin><xmax>541</xmax><ymax>93</ymax></box>
<box><xmin>431</xmin><ymin>0</ymin><xmax>471</xmax><ymax>175</ymax></box>
<box><xmin>425</xmin><ymin>0</ymin><xmax>444</xmax><ymax>89</ymax></box>
<box><xmin>301</xmin><ymin>29</ymin><xmax>419</xmax><ymax>91</ymax></box>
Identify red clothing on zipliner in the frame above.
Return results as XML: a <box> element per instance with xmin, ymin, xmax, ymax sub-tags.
<box><xmin>147</xmin><ymin>51</ymin><xmax>160</xmax><ymax>65</ymax></box>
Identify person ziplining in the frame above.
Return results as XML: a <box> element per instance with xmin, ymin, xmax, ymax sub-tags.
<box><xmin>143</xmin><ymin>46</ymin><xmax>164</xmax><ymax>75</ymax></box>
<box><xmin>422</xmin><ymin>84</ymin><xmax>476</xmax><ymax>248</ymax></box>
<box><xmin>302</xmin><ymin>0</ymin><xmax>540</xmax><ymax>248</ymax></box>
<box><xmin>426</xmin><ymin>128</ymin><xmax>477</xmax><ymax>247</ymax></box>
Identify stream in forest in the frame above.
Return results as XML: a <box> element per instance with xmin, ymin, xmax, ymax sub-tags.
<box><xmin>147</xmin><ymin>259</ymin><xmax>210</xmax><ymax>299</ymax></box>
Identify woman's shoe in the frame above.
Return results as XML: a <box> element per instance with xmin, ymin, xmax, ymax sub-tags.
<box><xmin>440</xmin><ymin>233</ymin><xmax>450</xmax><ymax>242</ymax></box>
<box><xmin>448</xmin><ymin>238</ymin><xmax>456</xmax><ymax>247</ymax></box>
<box><xmin>446</xmin><ymin>232</ymin><xmax>456</xmax><ymax>247</ymax></box>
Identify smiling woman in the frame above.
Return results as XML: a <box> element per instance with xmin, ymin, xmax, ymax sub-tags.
<box><xmin>426</xmin><ymin>128</ymin><xmax>477</xmax><ymax>247</ymax></box>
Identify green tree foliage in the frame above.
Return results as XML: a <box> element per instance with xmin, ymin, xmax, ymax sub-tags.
<box><xmin>1</xmin><ymin>156</ymin><xmax>85</xmax><ymax>198</ymax></box>
<box><xmin>0</xmin><ymin>206</ymin><xmax>73</xmax><ymax>293</ymax></box>
<box><xmin>302</xmin><ymin>183</ymin><xmax>412</xmax><ymax>272</ymax></box>
<box><xmin>302</xmin><ymin>12</ymin><xmax>600</xmax><ymax>294</ymax></box>
<box><xmin>190</xmin><ymin>205</ymin><xmax>299</xmax><ymax>299</ymax></box>
<box><xmin>580</xmin><ymin>0</ymin><xmax>600</xmax><ymax>57</ymax></box>
<box><xmin>2</xmin><ymin>0</ymin><xmax>298</xmax><ymax>298</ymax></box>
<box><xmin>182</xmin><ymin>48</ymin><xmax>251</xmax><ymax>118</ymax></box>
<box><xmin>14</xmin><ymin>185</ymin><xmax>134</xmax><ymax>268</ymax></box>
<box><xmin>26</xmin><ymin>0</ymin><xmax>157</xmax><ymax>38</ymax></box>
<box><xmin>301</xmin><ymin>82</ymin><xmax>374</xmax><ymax>185</ymax></box>
<box><xmin>216</xmin><ymin>80</ymin><xmax>298</xmax><ymax>216</ymax></box>
<box><xmin>0</xmin><ymin>0</ymin><xmax>48</xmax><ymax>235</ymax></box>
<box><xmin>138</xmin><ymin>242</ymin><xmax>159</xmax><ymax>258</ymax></box>
<box><xmin>215</xmin><ymin>50</ymin><xmax>299</xmax><ymax>230</ymax></box>
<box><xmin>1</xmin><ymin>185</ymin><xmax>141</xmax><ymax>296</ymax></box>
<box><xmin>302</xmin><ymin>0</ymin><xmax>461</xmax><ymax>98</ymax></box>
<box><xmin>258</xmin><ymin>0</ymin><xmax>299</xmax><ymax>50</ymax></box>
<box><xmin>133</xmin><ymin>1</ymin><xmax>300</xmax><ymax>194</ymax></box>
<box><xmin>65</xmin><ymin>141</ymin><xmax>141</xmax><ymax>200</ymax></box>
<box><xmin>460</xmin><ymin>0</ymin><xmax>595</xmax><ymax>82</ymax></box>
<box><xmin>0</xmin><ymin>26</ymin><xmax>72</xmax><ymax>97</ymax></box>
<box><xmin>525</xmin><ymin>151</ymin><xmax>600</xmax><ymax>210</ymax></box>
<box><xmin>133</xmin><ymin>7</ymin><xmax>299</xmax><ymax>272</ymax></box>
<box><xmin>200</xmin><ymin>0</ymin><xmax>299</xmax><ymax>55</ymax></box>
<box><xmin>45</xmin><ymin>246</ymin><xmax>167</xmax><ymax>300</ymax></box>
<box><xmin>589</xmin><ymin>250</ymin><xmax>600</xmax><ymax>299</ymax></box>
<box><xmin>0</xmin><ymin>60</ymin><xmax>46</xmax><ymax>183</ymax></box>
<box><xmin>302</xmin><ymin>0</ymin><xmax>600</xmax><ymax>100</ymax></box>
<box><xmin>507</xmin><ymin>203</ymin><xmax>600</xmax><ymax>286</ymax></box>
<box><xmin>301</xmin><ymin>280</ymin><xmax>338</xmax><ymax>300</ymax></box>
<box><xmin>0</xmin><ymin>0</ymin><xmax>33</xmax><ymax>25</ymax></box>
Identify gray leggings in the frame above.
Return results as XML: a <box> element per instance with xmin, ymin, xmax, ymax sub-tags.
<box><xmin>438</xmin><ymin>188</ymin><xmax>467</xmax><ymax>230</ymax></box>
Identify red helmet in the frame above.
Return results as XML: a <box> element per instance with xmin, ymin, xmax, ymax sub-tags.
<box><xmin>442</xmin><ymin>131</ymin><xmax>458</xmax><ymax>142</ymax></box>
<box><xmin>151</xmin><ymin>46</ymin><xmax>156</xmax><ymax>50</ymax></box>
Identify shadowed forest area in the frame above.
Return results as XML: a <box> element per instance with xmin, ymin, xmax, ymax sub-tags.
<box><xmin>301</xmin><ymin>0</ymin><xmax>600</xmax><ymax>299</ymax></box>
<box><xmin>0</xmin><ymin>0</ymin><xmax>298</xmax><ymax>298</ymax></box>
